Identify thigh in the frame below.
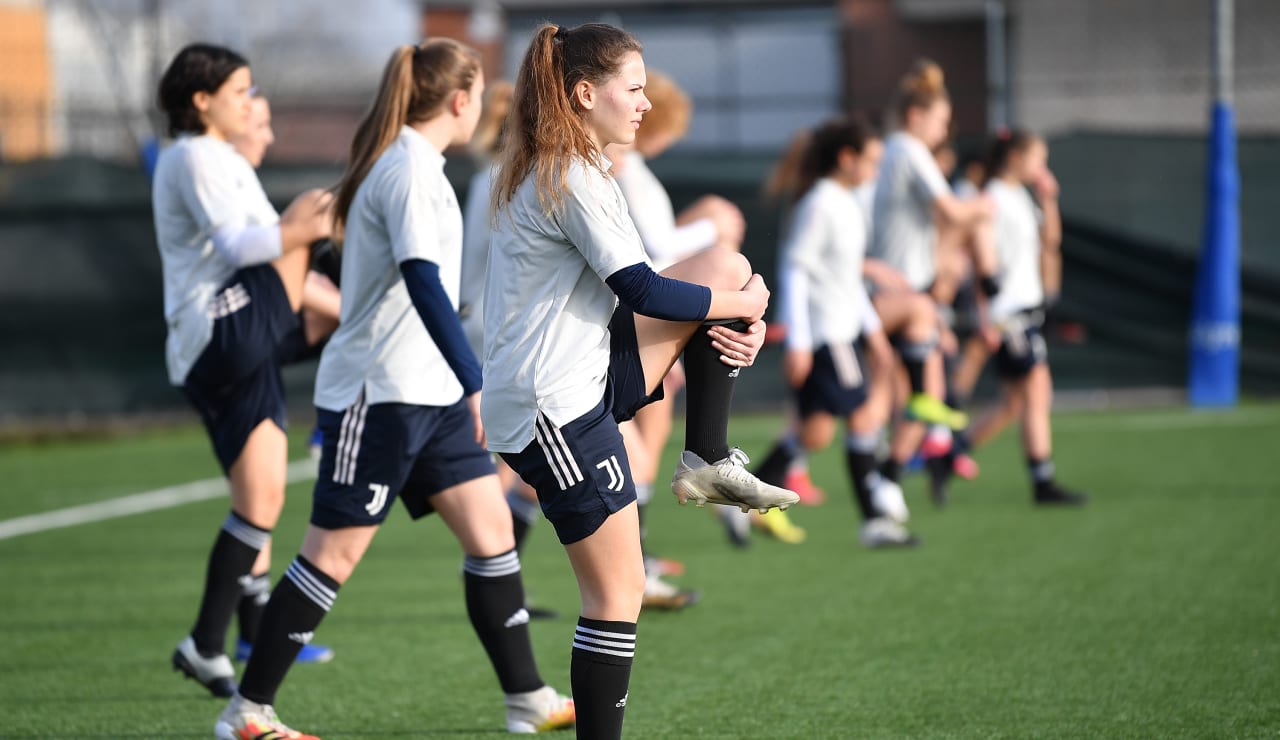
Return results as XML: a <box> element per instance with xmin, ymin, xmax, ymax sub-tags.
<box><xmin>630</xmin><ymin>247</ymin><xmax>752</xmax><ymax>391</ymax></box>
<box><xmin>228</xmin><ymin>418</ymin><xmax>290</xmax><ymax>528</ymax></box>
<box><xmin>430</xmin><ymin>474</ymin><xmax>515</xmax><ymax>558</ymax></box>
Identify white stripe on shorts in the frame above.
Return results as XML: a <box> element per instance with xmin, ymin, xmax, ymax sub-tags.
<box><xmin>333</xmin><ymin>394</ymin><xmax>368</xmax><ymax>485</ymax></box>
<box><xmin>535</xmin><ymin>414</ymin><xmax>583</xmax><ymax>491</ymax></box>
<box><xmin>830</xmin><ymin>342</ymin><xmax>864</xmax><ymax>389</ymax></box>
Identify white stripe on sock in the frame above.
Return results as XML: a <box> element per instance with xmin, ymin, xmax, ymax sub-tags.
<box><xmin>285</xmin><ymin>561</ymin><xmax>335</xmax><ymax>611</ymax></box>
<box><xmin>574</xmin><ymin>625</ymin><xmax>637</xmax><ymax>642</ymax></box>
<box><xmin>572</xmin><ymin>641</ymin><xmax>635</xmax><ymax>658</ymax></box>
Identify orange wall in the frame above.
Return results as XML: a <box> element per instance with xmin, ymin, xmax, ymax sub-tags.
<box><xmin>0</xmin><ymin>6</ymin><xmax>54</xmax><ymax>161</ymax></box>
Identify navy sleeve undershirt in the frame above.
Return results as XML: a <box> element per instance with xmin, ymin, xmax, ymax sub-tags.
<box><xmin>605</xmin><ymin>262</ymin><xmax>712</xmax><ymax>322</ymax></box>
<box><xmin>399</xmin><ymin>258</ymin><xmax>482</xmax><ymax>396</ymax></box>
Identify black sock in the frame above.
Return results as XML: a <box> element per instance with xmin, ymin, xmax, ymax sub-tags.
<box><xmin>954</xmin><ymin>429</ymin><xmax>973</xmax><ymax>455</ymax></box>
<box><xmin>943</xmin><ymin>351</ymin><xmax>960</xmax><ymax>409</ymax></box>
<box><xmin>879</xmin><ymin>458</ymin><xmax>903</xmax><ymax>484</ymax></box>
<box><xmin>898</xmin><ymin>342</ymin><xmax>932</xmax><ymax>395</ymax></box>
<box><xmin>571</xmin><ymin>617</ymin><xmax>636</xmax><ymax>740</ymax></box>
<box><xmin>1028</xmin><ymin>457</ymin><xmax>1056</xmax><ymax>496</ymax></box>
<box><xmin>236</xmin><ymin>571</ymin><xmax>272</xmax><ymax>645</ymax></box>
<box><xmin>238</xmin><ymin>556</ymin><xmax>338</xmax><ymax>707</ymax></box>
<box><xmin>845</xmin><ymin>432</ymin><xmax>881</xmax><ymax>521</ymax></box>
<box><xmin>190</xmin><ymin>511</ymin><xmax>270</xmax><ymax>656</ymax></box>
<box><xmin>506</xmin><ymin>489</ymin><xmax>540</xmax><ymax>554</ymax></box>
<box><xmin>682</xmin><ymin>320</ymin><xmax>747</xmax><ymax>463</ymax></box>
<box><xmin>752</xmin><ymin>436</ymin><xmax>798</xmax><ymax>487</ymax></box>
<box><xmin>463</xmin><ymin>551</ymin><xmax>544</xmax><ymax>694</ymax></box>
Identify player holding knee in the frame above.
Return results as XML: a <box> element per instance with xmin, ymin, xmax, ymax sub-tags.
<box><xmin>960</xmin><ymin>131</ymin><xmax>1086</xmax><ymax>506</ymax></box>
<box><xmin>153</xmin><ymin>43</ymin><xmax>337</xmax><ymax>699</ymax></box>
<box><xmin>485</xmin><ymin>23</ymin><xmax>795</xmax><ymax>739</ymax></box>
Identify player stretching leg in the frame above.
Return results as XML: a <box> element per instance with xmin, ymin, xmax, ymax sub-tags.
<box><xmin>153</xmin><ymin>44</ymin><xmax>336</xmax><ymax>698</ymax></box>
<box><xmin>485</xmin><ymin>23</ymin><xmax>796</xmax><ymax>739</ymax></box>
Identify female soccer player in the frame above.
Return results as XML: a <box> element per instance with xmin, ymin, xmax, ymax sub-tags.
<box><xmin>754</xmin><ymin>117</ymin><xmax>918</xmax><ymax>547</ymax></box>
<box><xmin>213</xmin><ymin>39</ymin><xmax>573</xmax><ymax>738</ymax></box>
<box><xmin>225</xmin><ymin>92</ymin><xmax>339</xmax><ymax>664</ymax></box>
<box><xmin>153</xmin><ymin>43</ymin><xmax>336</xmax><ymax>697</ymax></box>
<box><xmin>962</xmin><ymin>131</ymin><xmax>1086</xmax><ymax>506</ymax></box>
<box><xmin>866</xmin><ymin>59</ymin><xmax>992</xmax><ymax>501</ymax></box>
<box><xmin>484</xmin><ymin>23</ymin><xmax>796</xmax><ymax>739</ymax></box>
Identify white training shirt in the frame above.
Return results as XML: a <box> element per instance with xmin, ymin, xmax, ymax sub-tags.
<box><xmin>868</xmin><ymin>131</ymin><xmax>951</xmax><ymax>291</ymax></box>
<box><xmin>459</xmin><ymin>163</ymin><xmax>496</xmax><ymax>356</ymax></box>
<box><xmin>614</xmin><ymin>150</ymin><xmax>716</xmax><ymax>271</ymax></box>
<box><xmin>314</xmin><ymin>126</ymin><xmax>465</xmax><ymax>411</ymax></box>
<box><xmin>152</xmin><ymin>134</ymin><xmax>280</xmax><ymax>385</ymax></box>
<box><xmin>778</xmin><ymin>178</ymin><xmax>871</xmax><ymax>350</ymax></box>
<box><xmin>482</xmin><ymin>155</ymin><xmax>651</xmax><ymax>453</ymax></box>
<box><xmin>986</xmin><ymin>178</ymin><xmax>1045</xmax><ymax>323</ymax></box>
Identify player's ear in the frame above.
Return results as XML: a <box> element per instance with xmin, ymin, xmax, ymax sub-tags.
<box><xmin>192</xmin><ymin>90</ymin><xmax>211</xmax><ymax>114</ymax></box>
<box><xmin>451</xmin><ymin>88</ymin><xmax>468</xmax><ymax>117</ymax></box>
<box><xmin>573</xmin><ymin>80</ymin><xmax>595</xmax><ymax>111</ymax></box>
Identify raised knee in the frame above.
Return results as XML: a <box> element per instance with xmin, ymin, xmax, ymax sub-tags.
<box><xmin>703</xmin><ymin>247</ymin><xmax>751</xmax><ymax>291</ymax></box>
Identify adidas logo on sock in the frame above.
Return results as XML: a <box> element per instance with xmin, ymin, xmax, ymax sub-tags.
<box><xmin>504</xmin><ymin>608</ymin><xmax>530</xmax><ymax>628</ymax></box>
<box><xmin>287</xmin><ymin>631</ymin><xmax>315</xmax><ymax>645</ymax></box>
<box><xmin>616</xmin><ymin>692</ymin><xmax>628</xmax><ymax>708</ymax></box>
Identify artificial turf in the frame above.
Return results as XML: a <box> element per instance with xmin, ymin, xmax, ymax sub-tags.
<box><xmin>0</xmin><ymin>403</ymin><xmax>1277</xmax><ymax>738</ymax></box>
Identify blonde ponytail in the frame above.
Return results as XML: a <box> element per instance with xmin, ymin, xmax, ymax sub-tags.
<box><xmin>896</xmin><ymin>58</ymin><xmax>949</xmax><ymax>119</ymax></box>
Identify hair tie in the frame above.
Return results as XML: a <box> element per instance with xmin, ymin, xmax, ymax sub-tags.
<box><xmin>553</xmin><ymin>26</ymin><xmax>565</xmax><ymax>42</ymax></box>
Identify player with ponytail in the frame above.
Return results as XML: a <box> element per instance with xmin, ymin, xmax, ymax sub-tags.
<box><xmin>213</xmin><ymin>39</ymin><xmax>573</xmax><ymax>739</ymax></box>
<box><xmin>485</xmin><ymin>23</ymin><xmax>797</xmax><ymax>739</ymax></box>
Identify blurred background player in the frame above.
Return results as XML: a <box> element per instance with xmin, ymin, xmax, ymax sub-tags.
<box><xmin>485</xmin><ymin>22</ymin><xmax>794</xmax><ymax>738</ymax></box>
<box><xmin>952</xmin><ymin>130</ymin><xmax>1086</xmax><ymax>506</ymax></box>
<box><xmin>225</xmin><ymin>91</ymin><xmax>340</xmax><ymax>666</ymax></box>
<box><xmin>866</xmin><ymin>59</ymin><xmax>991</xmax><ymax>504</ymax></box>
<box><xmin>153</xmin><ymin>43</ymin><xmax>337</xmax><ymax>698</ymax></box>
<box><xmin>754</xmin><ymin>116</ymin><xmax>919</xmax><ymax>547</ymax></box>
<box><xmin>214</xmin><ymin>39</ymin><xmax>574</xmax><ymax>739</ymax></box>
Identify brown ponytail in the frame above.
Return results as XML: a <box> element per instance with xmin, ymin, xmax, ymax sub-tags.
<box><xmin>334</xmin><ymin>39</ymin><xmax>481</xmax><ymax>234</ymax></box>
<box><xmin>493</xmin><ymin>23</ymin><xmax>643</xmax><ymax>216</ymax></box>
<box><xmin>896</xmin><ymin>58</ymin><xmax>949</xmax><ymax>120</ymax></box>
<box><xmin>468</xmin><ymin>79</ymin><xmax>515</xmax><ymax>162</ymax></box>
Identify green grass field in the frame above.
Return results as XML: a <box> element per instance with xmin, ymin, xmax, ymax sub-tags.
<box><xmin>1</xmin><ymin>404</ymin><xmax>1278</xmax><ymax>738</ymax></box>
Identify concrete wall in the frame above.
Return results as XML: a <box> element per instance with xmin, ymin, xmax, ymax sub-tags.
<box><xmin>1010</xmin><ymin>0</ymin><xmax>1280</xmax><ymax>135</ymax></box>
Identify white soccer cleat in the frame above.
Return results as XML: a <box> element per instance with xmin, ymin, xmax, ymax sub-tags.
<box><xmin>858</xmin><ymin>517</ymin><xmax>920</xmax><ymax>549</ymax></box>
<box><xmin>214</xmin><ymin>693</ymin><xmax>319</xmax><ymax>739</ymax></box>
<box><xmin>505</xmin><ymin>685</ymin><xmax>575</xmax><ymax>733</ymax></box>
<box><xmin>172</xmin><ymin>635</ymin><xmax>236</xmax><ymax>698</ymax></box>
<box><xmin>870</xmin><ymin>477</ymin><xmax>910</xmax><ymax>524</ymax></box>
<box><xmin>671</xmin><ymin>449</ymin><xmax>801</xmax><ymax>514</ymax></box>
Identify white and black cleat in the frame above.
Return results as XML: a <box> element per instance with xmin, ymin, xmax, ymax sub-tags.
<box><xmin>671</xmin><ymin>449</ymin><xmax>800</xmax><ymax>513</ymax></box>
<box><xmin>172</xmin><ymin>635</ymin><xmax>236</xmax><ymax>698</ymax></box>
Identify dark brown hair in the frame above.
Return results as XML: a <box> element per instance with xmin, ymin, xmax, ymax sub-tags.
<box><xmin>157</xmin><ymin>43</ymin><xmax>249</xmax><ymax>136</ymax></box>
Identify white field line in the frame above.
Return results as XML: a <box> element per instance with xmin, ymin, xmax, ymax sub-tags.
<box><xmin>0</xmin><ymin>457</ymin><xmax>318</xmax><ymax>541</ymax></box>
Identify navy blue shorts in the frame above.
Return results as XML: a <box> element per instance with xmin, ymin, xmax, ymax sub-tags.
<box><xmin>310</xmin><ymin>395</ymin><xmax>496</xmax><ymax>529</ymax></box>
<box><xmin>498</xmin><ymin>307</ymin><xmax>658</xmax><ymax>545</ymax></box>
<box><xmin>996</xmin><ymin>311</ymin><xmax>1048</xmax><ymax>379</ymax></box>
<box><xmin>183</xmin><ymin>264</ymin><xmax>301</xmax><ymax>474</ymax></box>
<box><xmin>795</xmin><ymin>338</ymin><xmax>870</xmax><ymax>419</ymax></box>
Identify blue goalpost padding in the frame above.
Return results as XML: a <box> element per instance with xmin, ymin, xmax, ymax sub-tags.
<box><xmin>1187</xmin><ymin>102</ymin><xmax>1240</xmax><ymax>407</ymax></box>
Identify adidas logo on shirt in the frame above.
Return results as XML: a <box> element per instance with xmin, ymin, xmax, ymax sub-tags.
<box><xmin>288</xmin><ymin>631</ymin><xmax>315</xmax><ymax>645</ymax></box>
<box><xmin>504</xmin><ymin>608</ymin><xmax>531</xmax><ymax>629</ymax></box>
